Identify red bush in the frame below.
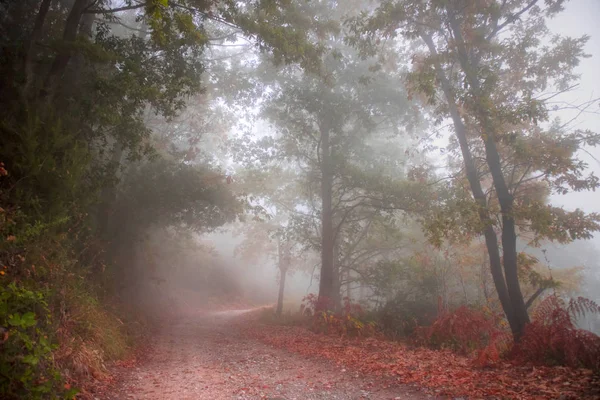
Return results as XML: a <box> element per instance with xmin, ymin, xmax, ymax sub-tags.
<box><xmin>341</xmin><ymin>296</ymin><xmax>364</xmax><ymax>316</ymax></box>
<box><xmin>417</xmin><ymin>305</ymin><xmax>504</xmax><ymax>355</ymax></box>
<box><xmin>515</xmin><ymin>295</ymin><xmax>600</xmax><ymax>371</ymax></box>
<box><xmin>301</xmin><ymin>295</ymin><xmax>376</xmax><ymax>337</ymax></box>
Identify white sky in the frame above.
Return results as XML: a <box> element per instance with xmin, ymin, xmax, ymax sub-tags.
<box><xmin>547</xmin><ymin>0</ymin><xmax>600</xmax><ymax>249</ymax></box>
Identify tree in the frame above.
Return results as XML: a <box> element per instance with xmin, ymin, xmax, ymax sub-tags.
<box><xmin>348</xmin><ymin>0</ymin><xmax>600</xmax><ymax>339</ymax></box>
<box><xmin>0</xmin><ymin>1</ymin><xmax>336</xmax><ymax>393</ymax></box>
<box><xmin>234</xmin><ymin>214</ymin><xmax>313</xmax><ymax>316</ymax></box>
<box><xmin>260</xmin><ymin>45</ymin><xmax>422</xmax><ymax>308</ymax></box>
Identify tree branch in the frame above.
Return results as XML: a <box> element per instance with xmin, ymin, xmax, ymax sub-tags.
<box><xmin>85</xmin><ymin>2</ymin><xmax>147</xmax><ymax>14</ymax></box>
<box><xmin>525</xmin><ymin>286</ymin><xmax>547</xmax><ymax>309</ymax></box>
<box><xmin>486</xmin><ymin>0</ymin><xmax>539</xmax><ymax>40</ymax></box>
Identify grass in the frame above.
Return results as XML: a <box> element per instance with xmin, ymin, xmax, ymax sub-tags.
<box><xmin>52</xmin><ymin>276</ymin><xmax>147</xmax><ymax>386</ymax></box>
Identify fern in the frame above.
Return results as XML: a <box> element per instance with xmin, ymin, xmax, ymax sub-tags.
<box><xmin>567</xmin><ymin>297</ymin><xmax>600</xmax><ymax>320</ymax></box>
<box><xmin>516</xmin><ymin>295</ymin><xmax>600</xmax><ymax>371</ymax></box>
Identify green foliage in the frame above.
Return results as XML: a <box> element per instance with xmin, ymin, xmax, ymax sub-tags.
<box><xmin>311</xmin><ymin>310</ymin><xmax>378</xmax><ymax>338</ymax></box>
<box><xmin>378</xmin><ymin>297</ymin><xmax>438</xmax><ymax>338</ymax></box>
<box><xmin>223</xmin><ymin>0</ymin><xmax>328</xmax><ymax>73</ymax></box>
<box><xmin>112</xmin><ymin>158</ymin><xmax>241</xmax><ymax>238</ymax></box>
<box><xmin>349</xmin><ymin>0</ymin><xmax>600</xmax><ymax>248</ymax></box>
<box><xmin>0</xmin><ymin>283</ymin><xmax>76</xmax><ymax>400</ymax></box>
<box><xmin>366</xmin><ymin>258</ymin><xmax>438</xmax><ymax>303</ymax></box>
<box><xmin>0</xmin><ymin>114</ymin><xmax>93</xmax><ymax>227</ymax></box>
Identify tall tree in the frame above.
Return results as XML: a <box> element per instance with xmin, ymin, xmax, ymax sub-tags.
<box><xmin>348</xmin><ymin>0</ymin><xmax>600</xmax><ymax>339</ymax></box>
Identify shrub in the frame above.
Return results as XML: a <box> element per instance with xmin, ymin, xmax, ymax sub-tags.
<box><xmin>1</xmin><ymin>158</ymin><xmax>136</xmax><ymax>397</ymax></box>
<box><xmin>417</xmin><ymin>305</ymin><xmax>504</xmax><ymax>354</ymax></box>
<box><xmin>53</xmin><ymin>279</ymin><xmax>131</xmax><ymax>383</ymax></box>
<box><xmin>378</xmin><ymin>297</ymin><xmax>438</xmax><ymax>338</ymax></box>
<box><xmin>301</xmin><ymin>295</ymin><xmax>378</xmax><ymax>338</ymax></box>
<box><xmin>515</xmin><ymin>295</ymin><xmax>600</xmax><ymax>370</ymax></box>
<box><xmin>0</xmin><ymin>283</ymin><xmax>77</xmax><ymax>400</ymax></box>
<box><xmin>300</xmin><ymin>293</ymin><xmax>332</xmax><ymax>315</ymax></box>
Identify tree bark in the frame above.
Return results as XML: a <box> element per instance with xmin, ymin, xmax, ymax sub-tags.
<box><xmin>344</xmin><ymin>267</ymin><xmax>351</xmax><ymax>300</ymax></box>
<box><xmin>276</xmin><ymin>266</ymin><xmax>287</xmax><ymax>316</ymax></box>
<box><xmin>41</xmin><ymin>0</ymin><xmax>88</xmax><ymax>100</ymax></box>
<box><xmin>23</xmin><ymin>0</ymin><xmax>52</xmax><ymax>98</ymax></box>
<box><xmin>318</xmin><ymin>122</ymin><xmax>335</xmax><ymax>309</ymax></box>
<box><xmin>445</xmin><ymin>10</ymin><xmax>530</xmax><ymax>339</ymax></box>
<box><xmin>420</xmin><ymin>31</ymin><xmax>518</xmax><ymax>336</ymax></box>
<box><xmin>67</xmin><ymin>4</ymin><xmax>94</xmax><ymax>97</ymax></box>
<box><xmin>98</xmin><ymin>143</ymin><xmax>124</xmax><ymax>240</ymax></box>
<box><xmin>332</xmin><ymin>234</ymin><xmax>341</xmax><ymax>311</ymax></box>
<box><xmin>525</xmin><ymin>286</ymin><xmax>547</xmax><ymax>310</ymax></box>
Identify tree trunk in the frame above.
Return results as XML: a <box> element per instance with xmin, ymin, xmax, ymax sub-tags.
<box><xmin>60</xmin><ymin>4</ymin><xmax>94</xmax><ymax>103</ymax></box>
<box><xmin>359</xmin><ymin>282</ymin><xmax>365</xmax><ymax>302</ymax></box>
<box><xmin>331</xmin><ymin>235</ymin><xmax>341</xmax><ymax>311</ymax></box>
<box><xmin>481</xmin><ymin>247</ymin><xmax>491</xmax><ymax>304</ymax></box>
<box><xmin>98</xmin><ymin>144</ymin><xmax>124</xmax><ymax>240</ymax></box>
<box><xmin>23</xmin><ymin>0</ymin><xmax>52</xmax><ymax>98</ymax></box>
<box><xmin>344</xmin><ymin>268</ymin><xmax>351</xmax><ymax>300</ymax></box>
<box><xmin>276</xmin><ymin>266</ymin><xmax>287</xmax><ymax>316</ymax></box>
<box><xmin>420</xmin><ymin>31</ymin><xmax>519</xmax><ymax>337</ymax></box>
<box><xmin>318</xmin><ymin>122</ymin><xmax>335</xmax><ymax>309</ymax></box>
<box><xmin>445</xmin><ymin>11</ymin><xmax>530</xmax><ymax>339</ymax></box>
<box><xmin>41</xmin><ymin>0</ymin><xmax>88</xmax><ymax>100</ymax></box>
<box><xmin>492</xmin><ymin>147</ymin><xmax>531</xmax><ymax>338</ymax></box>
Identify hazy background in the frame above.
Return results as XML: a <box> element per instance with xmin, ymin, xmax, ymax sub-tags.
<box><xmin>197</xmin><ymin>0</ymin><xmax>600</xmax><ymax>309</ymax></box>
<box><xmin>548</xmin><ymin>0</ymin><xmax>600</xmax><ymax>242</ymax></box>
<box><xmin>133</xmin><ymin>0</ymin><xmax>600</xmax><ymax>315</ymax></box>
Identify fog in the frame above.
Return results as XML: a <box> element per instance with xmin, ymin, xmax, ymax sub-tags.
<box><xmin>5</xmin><ymin>1</ymin><xmax>600</xmax><ymax>398</ymax></box>
<box><xmin>121</xmin><ymin>0</ymin><xmax>600</xmax><ymax>322</ymax></box>
<box><xmin>4</xmin><ymin>0</ymin><xmax>600</xmax><ymax>350</ymax></box>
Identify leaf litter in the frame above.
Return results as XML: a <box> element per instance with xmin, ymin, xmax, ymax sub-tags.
<box><xmin>238</xmin><ymin>314</ymin><xmax>599</xmax><ymax>399</ymax></box>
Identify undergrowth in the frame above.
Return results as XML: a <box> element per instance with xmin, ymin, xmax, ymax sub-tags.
<box><xmin>0</xmin><ymin>263</ymin><xmax>144</xmax><ymax>399</ymax></box>
<box><xmin>0</xmin><ymin>282</ymin><xmax>74</xmax><ymax>399</ymax></box>
<box><xmin>1</xmin><ymin>154</ymin><xmax>144</xmax><ymax>399</ymax></box>
<box><xmin>515</xmin><ymin>296</ymin><xmax>600</xmax><ymax>370</ymax></box>
<box><xmin>415</xmin><ymin>296</ymin><xmax>600</xmax><ymax>370</ymax></box>
<box><xmin>261</xmin><ymin>295</ymin><xmax>379</xmax><ymax>338</ymax></box>
<box><xmin>415</xmin><ymin>305</ymin><xmax>506</xmax><ymax>353</ymax></box>
<box><xmin>266</xmin><ymin>293</ymin><xmax>600</xmax><ymax>372</ymax></box>
<box><xmin>303</xmin><ymin>295</ymin><xmax>378</xmax><ymax>338</ymax></box>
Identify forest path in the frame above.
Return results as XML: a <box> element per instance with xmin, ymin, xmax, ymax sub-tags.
<box><xmin>100</xmin><ymin>309</ymin><xmax>430</xmax><ymax>400</ymax></box>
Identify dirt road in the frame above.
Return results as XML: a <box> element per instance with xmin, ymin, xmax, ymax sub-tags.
<box><xmin>100</xmin><ymin>309</ymin><xmax>431</xmax><ymax>400</ymax></box>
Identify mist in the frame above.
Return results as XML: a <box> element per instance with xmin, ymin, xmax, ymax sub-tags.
<box><xmin>2</xmin><ymin>0</ymin><xmax>600</xmax><ymax>399</ymax></box>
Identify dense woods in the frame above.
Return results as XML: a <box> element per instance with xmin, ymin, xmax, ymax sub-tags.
<box><xmin>1</xmin><ymin>0</ymin><xmax>600</xmax><ymax>398</ymax></box>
